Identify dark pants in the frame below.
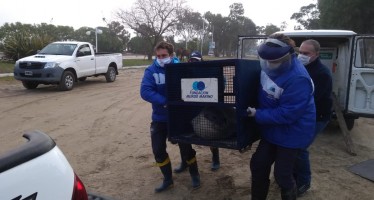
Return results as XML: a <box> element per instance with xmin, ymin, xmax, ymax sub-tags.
<box><xmin>295</xmin><ymin>120</ymin><xmax>329</xmax><ymax>186</ymax></box>
<box><xmin>251</xmin><ymin>139</ymin><xmax>299</xmax><ymax>190</ymax></box>
<box><xmin>150</xmin><ymin>121</ymin><xmax>196</xmax><ymax>163</ymax></box>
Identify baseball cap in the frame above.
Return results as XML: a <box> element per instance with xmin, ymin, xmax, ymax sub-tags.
<box><xmin>257</xmin><ymin>38</ymin><xmax>292</xmax><ymax>62</ymax></box>
<box><xmin>189</xmin><ymin>51</ymin><xmax>202</xmax><ymax>61</ymax></box>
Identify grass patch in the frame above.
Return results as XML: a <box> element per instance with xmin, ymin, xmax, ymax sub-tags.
<box><xmin>123</xmin><ymin>59</ymin><xmax>152</xmax><ymax>67</ymax></box>
<box><xmin>0</xmin><ymin>76</ymin><xmax>16</xmax><ymax>82</ymax></box>
<box><xmin>0</xmin><ymin>61</ymin><xmax>15</xmax><ymax>73</ymax></box>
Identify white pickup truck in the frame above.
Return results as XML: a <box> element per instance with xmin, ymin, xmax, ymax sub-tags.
<box><xmin>13</xmin><ymin>41</ymin><xmax>123</xmax><ymax>91</ymax></box>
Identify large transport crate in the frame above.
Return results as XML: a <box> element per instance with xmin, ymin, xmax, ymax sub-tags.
<box><xmin>165</xmin><ymin>59</ymin><xmax>261</xmax><ymax>150</ymax></box>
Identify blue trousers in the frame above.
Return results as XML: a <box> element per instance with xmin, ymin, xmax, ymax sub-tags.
<box><xmin>150</xmin><ymin>121</ymin><xmax>196</xmax><ymax>163</ymax></box>
<box><xmin>250</xmin><ymin>139</ymin><xmax>299</xmax><ymax>190</ymax></box>
<box><xmin>294</xmin><ymin>120</ymin><xmax>329</xmax><ymax>187</ymax></box>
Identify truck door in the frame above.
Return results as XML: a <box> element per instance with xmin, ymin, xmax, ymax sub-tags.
<box><xmin>347</xmin><ymin>36</ymin><xmax>374</xmax><ymax>117</ymax></box>
<box><xmin>76</xmin><ymin>44</ymin><xmax>95</xmax><ymax>77</ymax></box>
<box><xmin>237</xmin><ymin>36</ymin><xmax>267</xmax><ymax>59</ymax></box>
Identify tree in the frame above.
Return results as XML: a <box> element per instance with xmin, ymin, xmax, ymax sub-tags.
<box><xmin>1</xmin><ymin>22</ymin><xmax>55</xmax><ymax>60</ymax></box>
<box><xmin>175</xmin><ymin>8</ymin><xmax>203</xmax><ymax>49</ymax></box>
<box><xmin>318</xmin><ymin>0</ymin><xmax>374</xmax><ymax>33</ymax></box>
<box><xmin>291</xmin><ymin>3</ymin><xmax>320</xmax><ymax>30</ymax></box>
<box><xmin>115</xmin><ymin>0</ymin><xmax>184</xmax><ymax>60</ymax></box>
<box><xmin>257</xmin><ymin>24</ymin><xmax>281</xmax><ymax>35</ymax></box>
<box><xmin>127</xmin><ymin>36</ymin><xmax>152</xmax><ymax>55</ymax></box>
<box><xmin>226</xmin><ymin>3</ymin><xmax>256</xmax><ymax>56</ymax></box>
<box><xmin>106</xmin><ymin>20</ymin><xmax>131</xmax><ymax>51</ymax></box>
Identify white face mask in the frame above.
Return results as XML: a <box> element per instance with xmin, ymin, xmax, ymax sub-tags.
<box><xmin>156</xmin><ymin>57</ymin><xmax>171</xmax><ymax>67</ymax></box>
<box><xmin>297</xmin><ymin>54</ymin><xmax>311</xmax><ymax>65</ymax></box>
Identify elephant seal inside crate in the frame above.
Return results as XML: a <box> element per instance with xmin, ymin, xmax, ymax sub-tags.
<box><xmin>191</xmin><ymin>106</ymin><xmax>237</xmax><ymax>140</ymax></box>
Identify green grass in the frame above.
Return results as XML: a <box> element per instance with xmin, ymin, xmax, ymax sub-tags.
<box><xmin>0</xmin><ymin>61</ymin><xmax>15</xmax><ymax>73</ymax></box>
<box><xmin>123</xmin><ymin>59</ymin><xmax>152</xmax><ymax>67</ymax></box>
<box><xmin>0</xmin><ymin>76</ymin><xmax>16</xmax><ymax>82</ymax></box>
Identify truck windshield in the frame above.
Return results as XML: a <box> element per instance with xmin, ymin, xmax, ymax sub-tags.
<box><xmin>38</xmin><ymin>43</ymin><xmax>77</xmax><ymax>56</ymax></box>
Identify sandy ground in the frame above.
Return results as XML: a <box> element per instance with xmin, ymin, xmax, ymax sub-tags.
<box><xmin>0</xmin><ymin>68</ymin><xmax>373</xmax><ymax>200</ymax></box>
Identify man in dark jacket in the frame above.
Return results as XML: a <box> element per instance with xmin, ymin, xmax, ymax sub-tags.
<box><xmin>140</xmin><ymin>41</ymin><xmax>200</xmax><ymax>193</ymax></box>
<box><xmin>295</xmin><ymin>39</ymin><xmax>333</xmax><ymax>196</ymax></box>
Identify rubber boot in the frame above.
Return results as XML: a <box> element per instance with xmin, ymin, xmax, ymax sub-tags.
<box><xmin>174</xmin><ymin>157</ymin><xmax>188</xmax><ymax>173</ymax></box>
<box><xmin>281</xmin><ymin>186</ymin><xmax>297</xmax><ymax>200</ymax></box>
<box><xmin>210</xmin><ymin>147</ymin><xmax>220</xmax><ymax>171</ymax></box>
<box><xmin>251</xmin><ymin>179</ymin><xmax>269</xmax><ymax>200</ymax></box>
<box><xmin>187</xmin><ymin>157</ymin><xmax>201</xmax><ymax>190</ymax></box>
<box><xmin>155</xmin><ymin>160</ymin><xmax>174</xmax><ymax>193</ymax></box>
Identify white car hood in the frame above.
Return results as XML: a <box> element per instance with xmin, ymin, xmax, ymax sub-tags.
<box><xmin>18</xmin><ymin>55</ymin><xmax>71</xmax><ymax>63</ymax></box>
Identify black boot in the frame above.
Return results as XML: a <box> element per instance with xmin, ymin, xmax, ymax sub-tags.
<box><xmin>187</xmin><ymin>157</ymin><xmax>201</xmax><ymax>190</ymax></box>
<box><xmin>210</xmin><ymin>147</ymin><xmax>220</xmax><ymax>171</ymax></box>
<box><xmin>281</xmin><ymin>186</ymin><xmax>297</xmax><ymax>200</ymax></box>
<box><xmin>155</xmin><ymin>160</ymin><xmax>174</xmax><ymax>193</ymax></box>
<box><xmin>174</xmin><ymin>158</ymin><xmax>188</xmax><ymax>173</ymax></box>
<box><xmin>251</xmin><ymin>179</ymin><xmax>269</xmax><ymax>200</ymax></box>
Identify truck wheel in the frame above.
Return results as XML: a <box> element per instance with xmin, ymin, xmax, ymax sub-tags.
<box><xmin>105</xmin><ymin>66</ymin><xmax>116</xmax><ymax>82</ymax></box>
<box><xmin>59</xmin><ymin>71</ymin><xmax>75</xmax><ymax>91</ymax></box>
<box><xmin>79</xmin><ymin>77</ymin><xmax>87</xmax><ymax>81</ymax></box>
<box><xmin>22</xmin><ymin>81</ymin><xmax>39</xmax><ymax>89</ymax></box>
<box><xmin>344</xmin><ymin>117</ymin><xmax>355</xmax><ymax>130</ymax></box>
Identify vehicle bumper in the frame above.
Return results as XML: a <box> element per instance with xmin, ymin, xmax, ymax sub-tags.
<box><xmin>13</xmin><ymin>66</ymin><xmax>64</xmax><ymax>83</ymax></box>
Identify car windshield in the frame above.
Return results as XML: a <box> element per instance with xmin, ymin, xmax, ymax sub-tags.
<box><xmin>38</xmin><ymin>43</ymin><xmax>77</xmax><ymax>56</ymax></box>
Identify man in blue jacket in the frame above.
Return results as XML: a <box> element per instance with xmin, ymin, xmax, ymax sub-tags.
<box><xmin>248</xmin><ymin>34</ymin><xmax>316</xmax><ymax>200</ymax></box>
<box><xmin>140</xmin><ymin>41</ymin><xmax>200</xmax><ymax>193</ymax></box>
<box><xmin>295</xmin><ymin>39</ymin><xmax>333</xmax><ymax>196</ymax></box>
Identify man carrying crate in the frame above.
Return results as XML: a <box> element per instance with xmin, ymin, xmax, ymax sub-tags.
<box><xmin>140</xmin><ymin>41</ymin><xmax>201</xmax><ymax>193</ymax></box>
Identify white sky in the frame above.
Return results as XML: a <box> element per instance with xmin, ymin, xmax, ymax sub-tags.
<box><xmin>0</xmin><ymin>0</ymin><xmax>316</xmax><ymax>33</ymax></box>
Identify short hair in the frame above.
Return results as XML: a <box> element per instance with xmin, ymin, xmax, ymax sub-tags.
<box><xmin>154</xmin><ymin>41</ymin><xmax>174</xmax><ymax>55</ymax></box>
<box><xmin>268</xmin><ymin>33</ymin><xmax>294</xmax><ymax>46</ymax></box>
<box><xmin>302</xmin><ymin>39</ymin><xmax>320</xmax><ymax>52</ymax></box>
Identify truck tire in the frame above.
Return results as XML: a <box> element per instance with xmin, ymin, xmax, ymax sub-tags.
<box><xmin>105</xmin><ymin>66</ymin><xmax>116</xmax><ymax>82</ymax></box>
<box><xmin>59</xmin><ymin>71</ymin><xmax>75</xmax><ymax>91</ymax></box>
<box><xmin>22</xmin><ymin>81</ymin><xmax>39</xmax><ymax>89</ymax></box>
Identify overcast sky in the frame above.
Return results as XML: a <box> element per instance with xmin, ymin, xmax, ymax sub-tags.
<box><xmin>0</xmin><ymin>0</ymin><xmax>316</xmax><ymax>32</ymax></box>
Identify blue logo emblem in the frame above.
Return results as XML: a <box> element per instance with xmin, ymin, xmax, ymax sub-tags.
<box><xmin>192</xmin><ymin>81</ymin><xmax>205</xmax><ymax>90</ymax></box>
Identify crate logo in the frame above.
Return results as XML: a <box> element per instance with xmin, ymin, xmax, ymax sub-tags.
<box><xmin>181</xmin><ymin>78</ymin><xmax>218</xmax><ymax>102</ymax></box>
<box><xmin>192</xmin><ymin>81</ymin><xmax>206</xmax><ymax>90</ymax></box>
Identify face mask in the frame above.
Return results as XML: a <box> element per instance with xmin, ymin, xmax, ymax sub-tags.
<box><xmin>297</xmin><ymin>54</ymin><xmax>311</xmax><ymax>65</ymax></box>
<box><xmin>260</xmin><ymin>59</ymin><xmax>282</xmax><ymax>71</ymax></box>
<box><xmin>156</xmin><ymin>57</ymin><xmax>171</xmax><ymax>67</ymax></box>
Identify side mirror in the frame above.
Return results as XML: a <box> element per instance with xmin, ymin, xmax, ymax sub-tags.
<box><xmin>77</xmin><ymin>52</ymin><xmax>85</xmax><ymax>57</ymax></box>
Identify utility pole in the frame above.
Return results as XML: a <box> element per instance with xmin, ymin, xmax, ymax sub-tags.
<box><xmin>200</xmin><ymin>20</ymin><xmax>205</xmax><ymax>53</ymax></box>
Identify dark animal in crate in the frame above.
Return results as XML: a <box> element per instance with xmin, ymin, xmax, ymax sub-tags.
<box><xmin>191</xmin><ymin>106</ymin><xmax>237</xmax><ymax>140</ymax></box>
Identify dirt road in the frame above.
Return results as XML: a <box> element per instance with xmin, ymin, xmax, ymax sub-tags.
<box><xmin>0</xmin><ymin>68</ymin><xmax>373</xmax><ymax>200</ymax></box>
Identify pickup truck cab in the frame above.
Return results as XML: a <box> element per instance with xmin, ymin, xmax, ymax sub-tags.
<box><xmin>13</xmin><ymin>41</ymin><xmax>123</xmax><ymax>91</ymax></box>
<box><xmin>0</xmin><ymin>131</ymin><xmax>88</xmax><ymax>200</ymax></box>
<box><xmin>237</xmin><ymin>30</ymin><xmax>374</xmax><ymax>130</ymax></box>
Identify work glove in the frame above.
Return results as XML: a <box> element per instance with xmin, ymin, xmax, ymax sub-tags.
<box><xmin>246</xmin><ymin>107</ymin><xmax>256</xmax><ymax>117</ymax></box>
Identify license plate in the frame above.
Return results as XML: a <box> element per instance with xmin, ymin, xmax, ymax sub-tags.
<box><xmin>25</xmin><ymin>71</ymin><xmax>33</xmax><ymax>76</ymax></box>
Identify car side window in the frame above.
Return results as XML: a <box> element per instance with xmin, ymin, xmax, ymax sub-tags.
<box><xmin>77</xmin><ymin>44</ymin><xmax>92</xmax><ymax>57</ymax></box>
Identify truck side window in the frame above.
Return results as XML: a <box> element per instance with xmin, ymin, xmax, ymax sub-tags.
<box><xmin>77</xmin><ymin>45</ymin><xmax>92</xmax><ymax>57</ymax></box>
<box><xmin>355</xmin><ymin>38</ymin><xmax>374</xmax><ymax>68</ymax></box>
